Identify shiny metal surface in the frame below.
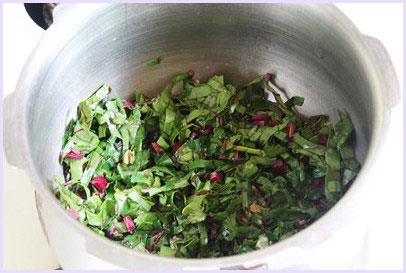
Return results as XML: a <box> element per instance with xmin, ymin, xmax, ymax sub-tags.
<box><xmin>4</xmin><ymin>3</ymin><xmax>398</xmax><ymax>269</ymax></box>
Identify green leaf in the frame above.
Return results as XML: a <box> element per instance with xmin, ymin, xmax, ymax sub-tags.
<box><xmin>136</xmin><ymin>212</ymin><xmax>161</xmax><ymax>230</ymax></box>
<box><xmin>242</xmin><ymin>161</ymin><xmax>259</xmax><ymax>178</ymax></box>
<box><xmin>342</xmin><ymin>169</ymin><xmax>357</xmax><ymax>186</ymax></box>
<box><xmin>186</xmin><ymin>75</ymin><xmax>235</xmax><ymax>114</ymax></box>
<box><xmin>325</xmin><ymin>166</ymin><xmax>342</xmax><ymax>203</ymax></box>
<box><xmin>81</xmin><ymin>151</ymin><xmax>103</xmax><ymax>186</ymax></box>
<box><xmin>159</xmin><ymin>246</ymin><xmax>177</xmax><ymax>257</ymax></box>
<box><xmin>120</xmin><ymin>128</ymin><xmax>130</xmax><ymax>151</ymax></box>
<box><xmin>131</xmin><ymin>170</ymin><xmax>154</xmax><ymax>186</ymax></box>
<box><xmin>157</xmin><ymin>136</ymin><xmax>170</xmax><ymax>150</ymax></box>
<box><xmin>62</xmin><ymin>129</ymin><xmax>100</xmax><ymax>158</ymax></box>
<box><xmin>268</xmin><ymin>208</ymin><xmax>310</xmax><ymax>221</ymax></box>
<box><xmin>340</xmin><ymin>142</ymin><xmax>360</xmax><ymax>171</ymax></box>
<box><xmin>128</xmin><ymin>188</ymin><xmax>154</xmax><ymax>211</ymax></box>
<box><xmin>264</xmin><ymin>145</ymin><xmax>287</xmax><ymax>158</ymax></box>
<box><xmin>162</xmin><ymin>108</ymin><xmax>176</xmax><ymax>140</ymax></box>
<box><xmin>256</xmin><ymin>234</ymin><xmax>271</xmax><ymax>249</ymax></box>
<box><xmin>78</xmin><ymin>84</ymin><xmax>110</xmax><ymax>129</ymax></box>
<box><xmin>154</xmin><ymin>74</ymin><xmax>188</xmax><ymax>114</ymax></box>
<box><xmin>197</xmin><ymin>222</ymin><xmax>208</xmax><ymax>246</ymax></box>
<box><xmin>124</xmin><ymin>109</ymin><xmax>142</xmax><ymax>145</ymax></box>
<box><xmin>55</xmin><ymin>177</ymin><xmax>84</xmax><ymax>212</ymax></box>
<box><xmin>182</xmin><ymin>195</ymin><xmax>206</xmax><ymax>224</ymax></box>
<box><xmin>86</xmin><ymin>195</ymin><xmax>102</xmax><ymax>211</ymax></box>
<box><xmin>147</xmin><ymin>56</ymin><xmax>163</xmax><ymax>67</ymax></box>
<box><xmin>233</xmin><ymin>145</ymin><xmax>265</xmax><ymax>156</ymax></box>
<box><xmin>68</xmin><ymin>157</ymin><xmax>88</xmax><ymax>181</ymax></box>
<box><xmin>334</xmin><ymin>111</ymin><xmax>354</xmax><ymax>150</ymax></box>
<box><xmin>285</xmin><ymin>96</ymin><xmax>305</xmax><ymax>108</ymax></box>
<box><xmin>142</xmin><ymin>174</ymin><xmax>190</xmax><ymax>197</ymax></box>
<box><xmin>187</xmin><ymin>159</ymin><xmax>226</xmax><ymax>170</ymax></box>
<box><xmin>62</xmin><ymin>119</ymin><xmax>76</xmax><ymax>148</ymax></box>
<box><xmin>325</xmin><ymin>148</ymin><xmax>341</xmax><ymax>170</ymax></box>
<box><xmin>185</xmin><ymin>109</ymin><xmax>210</xmax><ymax>124</ymax></box>
<box><xmin>86</xmin><ymin>199</ymin><xmax>116</xmax><ymax>227</ymax></box>
<box><xmin>293</xmin><ymin>133</ymin><xmax>325</xmax><ymax>156</ymax></box>
<box><xmin>176</xmin><ymin>145</ymin><xmax>197</xmax><ymax>163</ymax></box>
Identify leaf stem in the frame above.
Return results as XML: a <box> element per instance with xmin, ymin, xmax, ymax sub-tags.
<box><xmin>233</xmin><ymin>145</ymin><xmax>265</xmax><ymax>156</ymax></box>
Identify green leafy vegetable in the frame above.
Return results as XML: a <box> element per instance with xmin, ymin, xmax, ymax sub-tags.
<box><xmin>54</xmin><ymin>71</ymin><xmax>360</xmax><ymax>258</ymax></box>
<box><xmin>147</xmin><ymin>56</ymin><xmax>163</xmax><ymax>67</ymax></box>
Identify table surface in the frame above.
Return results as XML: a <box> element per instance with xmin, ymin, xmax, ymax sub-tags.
<box><xmin>2</xmin><ymin>3</ymin><xmax>403</xmax><ymax>270</ymax></box>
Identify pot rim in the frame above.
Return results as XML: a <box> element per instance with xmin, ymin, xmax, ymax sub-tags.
<box><xmin>14</xmin><ymin>3</ymin><xmax>387</xmax><ymax>269</ymax></box>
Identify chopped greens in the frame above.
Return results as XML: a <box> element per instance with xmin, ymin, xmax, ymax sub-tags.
<box><xmin>147</xmin><ymin>56</ymin><xmax>163</xmax><ymax>67</ymax></box>
<box><xmin>55</xmin><ymin>72</ymin><xmax>360</xmax><ymax>258</ymax></box>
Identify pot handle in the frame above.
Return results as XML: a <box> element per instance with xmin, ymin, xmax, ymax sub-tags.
<box><xmin>363</xmin><ymin>35</ymin><xmax>400</xmax><ymax>109</ymax></box>
<box><xmin>24</xmin><ymin>3</ymin><xmax>57</xmax><ymax>30</ymax></box>
<box><xmin>3</xmin><ymin>93</ymin><xmax>28</xmax><ymax>169</ymax></box>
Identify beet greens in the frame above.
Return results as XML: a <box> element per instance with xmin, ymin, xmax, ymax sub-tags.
<box><xmin>55</xmin><ymin>72</ymin><xmax>360</xmax><ymax>258</ymax></box>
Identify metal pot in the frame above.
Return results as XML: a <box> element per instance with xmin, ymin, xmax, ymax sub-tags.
<box><xmin>3</xmin><ymin>3</ymin><xmax>399</xmax><ymax>269</ymax></box>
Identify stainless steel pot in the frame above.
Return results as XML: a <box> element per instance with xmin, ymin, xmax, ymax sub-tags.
<box><xmin>4</xmin><ymin>3</ymin><xmax>399</xmax><ymax>269</ymax></box>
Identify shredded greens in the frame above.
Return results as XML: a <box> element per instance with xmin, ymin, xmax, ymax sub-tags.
<box><xmin>55</xmin><ymin>72</ymin><xmax>360</xmax><ymax>258</ymax></box>
<box><xmin>147</xmin><ymin>56</ymin><xmax>163</xmax><ymax>67</ymax></box>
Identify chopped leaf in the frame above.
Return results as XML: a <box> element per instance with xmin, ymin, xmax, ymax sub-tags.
<box><xmin>334</xmin><ymin>111</ymin><xmax>354</xmax><ymax>150</ymax></box>
<box><xmin>285</xmin><ymin>96</ymin><xmax>305</xmax><ymax>108</ymax></box>
<box><xmin>55</xmin><ymin>72</ymin><xmax>361</xmax><ymax>258</ymax></box>
<box><xmin>136</xmin><ymin>213</ymin><xmax>161</xmax><ymax>231</ymax></box>
<box><xmin>147</xmin><ymin>56</ymin><xmax>163</xmax><ymax>67</ymax></box>
<box><xmin>182</xmin><ymin>195</ymin><xmax>207</xmax><ymax>224</ymax></box>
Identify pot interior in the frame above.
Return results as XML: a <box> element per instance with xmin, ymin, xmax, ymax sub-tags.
<box><xmin>27</xmin><ymin>3</ymin><xmax>374</xmax><ymax>222</ymax></box>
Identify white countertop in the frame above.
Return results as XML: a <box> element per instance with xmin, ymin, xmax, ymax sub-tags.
<box><xmin>2</xmin><ymin>3</ymin><xmax>403</xmax><ymax>270</ymax></box>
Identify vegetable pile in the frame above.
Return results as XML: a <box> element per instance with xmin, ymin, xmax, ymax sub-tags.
<box><xmin>55</xmin><ymin>72</ymin><xmax>360</xmax><ymax>258</ymax></box>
